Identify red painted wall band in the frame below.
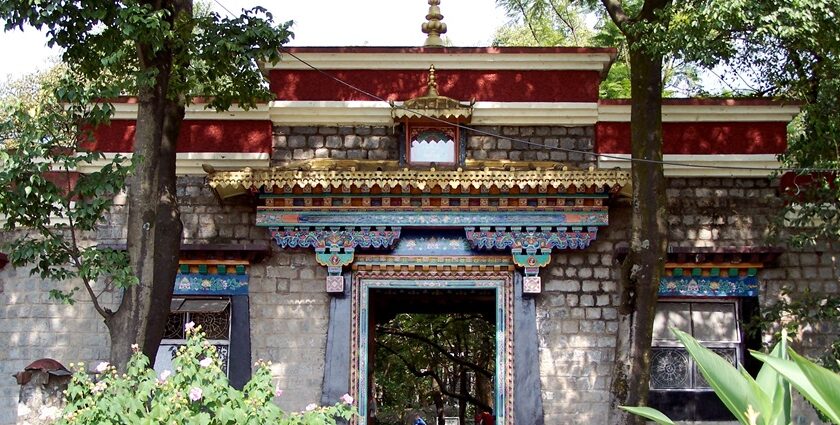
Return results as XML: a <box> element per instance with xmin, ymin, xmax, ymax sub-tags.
<box><xmin>595</xmin><ymin>122</ymin><xmax>788</xmax><ymax>154</ymax></box>
<box><xmin>270</xmin><ymin>69</ymin><xmax>602</xmax><ymax>102</ymax></box>
<box><xmin>90</xmin><ymin>120</ymin><xmax>272</xmax><ymax>153</ymax></box>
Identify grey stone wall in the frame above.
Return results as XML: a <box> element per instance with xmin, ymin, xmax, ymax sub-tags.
<box><xmin>248</xmin><ymin>250</ymin><xmax>331</xmax><ymax>412</ymax></box>
<box><xmin>0</xmin><ymin>267</ymin><xmax>113</xmax><ymax>425</ymax></box>
<box><xmin>271</xmin><ymin>125</ymin><xmax>597</xmax><ymax>169</ymax></box>
<box><xmin>467</xmin><ymin>125</ymin><xmax>596</xmax><ymax>168</ymax></box>
<box><xmin>537</xmin><ymin>203</ymin><xmax>628</xmax><ymax>424</ymax></box>
<box><xmin>666</xmin><ymin>177</ymin><xmax>780</xmax><ymax>247</ymax></box>
<box><xmin>1</xmin><ymin>128</ymin><xmax>838</xmax><ymax>425</ymax></box>
<box><xmin>272</xmin><ymin>126</ymin><xmax>399</xmax><ymax>163</ymax></box>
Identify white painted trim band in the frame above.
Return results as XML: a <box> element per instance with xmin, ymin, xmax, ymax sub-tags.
<box><xmin>599</xmin><ymin>104</ymin><xmax>801</xmax><ymax>122</ymax></box>
<box><xmin>597</xmin><ymin>154</ymin><xmax>781</xmax><ymax>177</ymax></box>
<box><xmin>76</xmin><ymin>152</ymin><xmax>270</xmax><ymax>176</ymax></box>
<box><xmin>110</xmin><ymin>103</ymin><xmax>270</xmax><ymax>121</ymax></box>
<box><xmin>267</xmin><ymin>100</ymin><xmax>600</xmax><ymax>126</ymax></box>
<box><xmin>269</xmin><ymin>52</ymin><xmax>614</xmax><ymax>72</ymax></box>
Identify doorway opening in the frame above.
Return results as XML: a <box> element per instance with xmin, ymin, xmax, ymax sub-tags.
<box><xmin>371</xmin><ymin>288</ymin><xmax>495</xmax><ymax>425</ymax></box>
<box><xmin>353</xmin><ymin>276</ymin><xmax>512</xmax><ymax>425</ymax></box>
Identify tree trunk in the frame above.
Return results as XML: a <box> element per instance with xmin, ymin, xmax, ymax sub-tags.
<box><xmin>609</xmin><ymin>44</ymin><xmax>669</xmax><ymax>424</ymax></box>
<box><xmin>106</xmin><ymin>0</ymin><xmax>188</xmax><ymax>369</ymax></box>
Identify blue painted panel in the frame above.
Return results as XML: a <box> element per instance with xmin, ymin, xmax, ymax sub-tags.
<box><xmin>659</xmin><ymin>276</ymin><xmax>758</xmax><ymax>297</ymax></box>
<box><xmin>174</xmin><ymin>274</ymin><xmax>249</xmax><ymax>295</ymax></box>
<box><xmin>257</xmin><ymin>210</ymin><xmax>609</xmax><ymax>228</ymax></box>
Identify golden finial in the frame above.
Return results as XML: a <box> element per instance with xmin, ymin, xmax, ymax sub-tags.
<box><xmin>426</xmin><ymin>65</ymin><xmax>439</xmax><ymax>97</ymax></box>
<box><xmin>421</xmin><ymin>0</ymin><xmax>447</xmax><ymax>47</ymax></box>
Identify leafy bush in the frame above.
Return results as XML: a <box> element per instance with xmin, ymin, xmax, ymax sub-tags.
<box><xmin>57</xmin><ymin>323</ymin><xmax>355</xmax><ymax>425</ymax></box>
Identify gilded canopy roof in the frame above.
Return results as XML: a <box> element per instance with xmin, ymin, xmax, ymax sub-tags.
<box><xmin>391</xmin><ymin>65</ymin><xmax>473</xmax><ymax>121</ymax></box>
<box><xmin>206</xmin><ymin>159</ymin><xmax>631</xmax><ymax>198</ymax></box>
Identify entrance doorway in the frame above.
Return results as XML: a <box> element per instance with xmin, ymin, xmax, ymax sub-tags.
<box><xmin>352</xmin><ymin>275</ymin><xmax>513</xmax><ymax>425</ymax></box>
<box><xmin>370</xmin><ymin>288</ymin><xmax>495</xmax><ymax>424</ymax></box>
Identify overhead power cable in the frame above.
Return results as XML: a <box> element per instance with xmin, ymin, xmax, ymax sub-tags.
<box><xmin>277</xmin><ymin>47</ymin><xmax>839</xmax><ymax>174</ymax></box>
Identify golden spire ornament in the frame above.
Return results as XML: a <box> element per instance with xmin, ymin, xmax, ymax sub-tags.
<box><xmin>421</xmin><ymin>0</ymin><xmax>447</xmax><ymax>47</ymax></box>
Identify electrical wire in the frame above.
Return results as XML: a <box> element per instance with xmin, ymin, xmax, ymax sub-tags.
<box><xmin>277</xmin><ymin>47</ymin><xmax>839</xmax><ymax>174</ymax></box>
<box><xmin>204</xmin><ymin>0</ymin><xmax>837</xmax><ymax>174</ymax></box>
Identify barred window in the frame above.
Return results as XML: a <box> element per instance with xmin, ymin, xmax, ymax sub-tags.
<box><xmin>154</xmin><ymin>297</ymin><xmax>231</xmax><ymax>375</ymax></box>
<box><xmin>650</xmin><ymin>301</ymin><xmax>741</xmax><ymax>390</ymax></box>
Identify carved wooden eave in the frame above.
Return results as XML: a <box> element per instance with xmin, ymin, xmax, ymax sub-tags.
<box><xmin>207</xmin><ymin>159</ymin><xmax>631</xmax><ymax>199</ymax></box>
<box><xmin>208</xmin><ymin>159</ymin><xmax>629</xmax><ymax>294</ymax></box>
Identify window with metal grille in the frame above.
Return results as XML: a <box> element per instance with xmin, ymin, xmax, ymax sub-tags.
<box><xmin>153</xmin><ymin>297</ymin><xmax>232</xmax><ymax>375</ymax></box>
<box><xmin>650</xmin><ymin>300</ymin><xmax>741</xmax><ymax>390</ymax></box>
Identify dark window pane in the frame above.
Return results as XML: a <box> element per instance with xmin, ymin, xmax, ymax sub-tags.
<box><xmin>651</xmin><ymin>348</ymin><xmax>690</xmax><ymax>389</ymax></box>
<box><xmin>164</xmin><ymin>313</ymin><xmax>185</xmax><ymax>339</ymax></box>
<box><xmin>191</xmin><ymin>308</ymin><xmax>230</xmax><ymax>340</ymax></box>
<box><xmin>695</xmin><ymin>348</ymin><xmax>737</xmax><ymax>389</ymax></box>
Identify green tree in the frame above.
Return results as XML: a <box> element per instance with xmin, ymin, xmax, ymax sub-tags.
<box><xmin>494</xmin><ymin>0</ymin><xmax>703</xmax><ymax>98</ymax></box>
<box><xmin>0</xmin><ymin>1</ymin><xmax>291</xmax><ymax>368</ymax></box>
<box><xmin>374</xmin><ymin>313</ymin><xmax>495</xmax><ymax>425</ymax></box>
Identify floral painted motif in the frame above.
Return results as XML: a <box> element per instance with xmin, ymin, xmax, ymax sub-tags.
<box><xmin>174</xmin><ymin>274</ymin><xmax>249</xmax><ymax>295</ymax></box>
<box><xmin>658</xmin><ymin>276</ymin><xmax>759</xmax><ymax>297</ymax></box>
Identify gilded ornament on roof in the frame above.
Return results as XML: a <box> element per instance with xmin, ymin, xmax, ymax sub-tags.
<box><xmin>391</xmin><ymin>65</ymin><xmax>474</xmax><ymax>121</ymax></box>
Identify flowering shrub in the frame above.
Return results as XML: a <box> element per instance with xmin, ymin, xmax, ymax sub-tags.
<box><xmin>57</xmin><ymin>323</ymin><xmax>355</xmax><ymax>424</ymax></box>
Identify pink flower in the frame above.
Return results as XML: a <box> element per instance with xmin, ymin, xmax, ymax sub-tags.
<box><xmin>131</xmin><ymin>343</ymin><xmax>139</xmax><ymax>352</ymax></box>
<box><xmin>199</xmin><ymin>357</ymin><xmax>212</xmax><ymax>368</ymax></box>
<box><xmin>305</xmin><ymin>403</ymin><xmax>318</xmax><ymax>411</ymax></box>
<box><xmin>188</xmin><ymin>387</ymin><xmax>203</xmax><ymax>402</ymax></box>
<box><xmin>184</xmin><ymin>321</ymin><xmax>196</xmax><ymax>333</ymax></box>
<box><xmin>95</xmin><ymin>362</ymin><xmax>109</xmax><ymax>373</ymax></box>
<box><xmin>159</xmin><ymin>370</ymin><xmax>171</xmax><ymax>381</ymax></box>
<box><xmin>340</xmin><ymin>393</ymin><xmax>354</xmax><ymax>405</ymax></box>
<box><xmin>92</xmin><ymin>381</ymin><xmax>107</xmax><ymax>393</ymax></box>
<box><xmin>274</xmin><ymin>383</ymin><xmax>283</xmax><ymax>397</ymax></box>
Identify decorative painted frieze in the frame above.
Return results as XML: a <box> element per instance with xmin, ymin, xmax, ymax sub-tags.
<box><xmin>465</xmin><ymin>227</ymin><xmax>598</xmax><ymax>251</ymax></box>
<box><xmin>173</xmin><ymin>273</ymin><xmax>249</xmax><ymax>296</ymax></box>
<box><xmin>658</xmin><ymin>276</ymin><xmax>759</xmax><ymax>297</ymax></box>
<box><xmin>465</xmin><ymin>226</ymin><xmax>601</xmax><ymax>294</ymax></box>
<box><xmin>269</xmin><ymin>226</ymin><xmax>402</xmax><ymax>293</ymax></box>
<box><xmin>259</xmin><ymin>210</ymin><xmax>608</xmax><ymax>228</ymax></box>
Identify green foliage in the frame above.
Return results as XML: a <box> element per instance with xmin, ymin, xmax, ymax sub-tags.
<box><xmin>58</xmin><ymin>324</ymin><xmax>356</xmax><ymax>424</ymax></box>
<box><xmin>374</xmin><ymin>313</ymin><xmax>495</xmax><ymax>420</ymax></box>
<box><xmin>0</xmin><ymin>71</ymin><xmax>137</xmax><ymax>305</ymax></box>
<box><xmin>753</xmin><ymin>348</ymin><xmax>840</xmax><ymax>424</ymax></box>
<box><xmin>747</xmin><ymin>288</ymin><xmax>840</xmax><ymax>375</ymax></box>
<box><xmin>0</xmin><ymin>1</ymin><xmax>292</xmax><ymax>110</ymax></box>
<box><xmin>619</xmin><ymin>406</ymin><xmax>676</xmax><ymax>425</ymax></box>
<box><xmin>621</xmin><ymin>328</ymin><xmax>801</xmax><ymax>425</ymax></box>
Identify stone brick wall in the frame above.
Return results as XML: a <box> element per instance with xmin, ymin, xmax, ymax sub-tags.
<box><xmin>2</xmin><ymin>127</ymin><xmax>839</xmax><ymax>425</ymax></box>
<box><xmin>248</xmin><ymin>250</ymin><xmax>331</xmax><ymax>412</ymax></box>
<box><xmin>0</xmin><ymin>267</ymin><xmax>113</xmax><ymax>425</ymax></box>
<box><xmin>271</xmin><ymin>125</ymin><xmax>597</xmax><ymax>169</ymax></box>
<box><xmin>272</xmin><ymin>126</ymin><xmax>399</xmax><ymax>163</ymax></box>
<box><xmin>467</xmin><ymin>125</ymin><xmax>596</xmax><ymax>168</ymax></box>
<box><xmin>537</xmin><ymin>203</ymin><xmax>628</xmax><ymax>424</ymax></box>
<box><xmin>666</xmin><ymin>177</ymin><xmax>781</xmax><ymax>247</ymax></box>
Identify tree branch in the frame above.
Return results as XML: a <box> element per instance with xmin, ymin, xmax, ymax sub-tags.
<box><xmin>378</xmin><ymin>327</ymin><xmax>493</xmax><ymax>378</ymax></box>
<box><xmin>379</xmin><ymin>343</ymin><xmax>493</xmax><ymax>412</ymax></box>
<box><xmin>513</xmin><ymin>0</ymin><xmax>542</xmax><ymax>44</ymax></box>
<box><xmin>548</xmin><ymin>0</ymin><xmax>580</xmax><ymax>45</ymax></box>
<box><xmin>601</xmin><ymin>0</ymin><xmax>629</xmax><ymax>32</ymax></box>
<box><xmin>62</xmin><ymin>162</ymin><xmax>112</xmax><ymax>320</ymax></box>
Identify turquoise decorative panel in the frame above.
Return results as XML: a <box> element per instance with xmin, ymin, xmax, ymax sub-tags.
<box><xmin>257</xmin><ymin>210</ymin><xmax>609</xmax><ymax>228</ymax></box>
<box><xmin>659</xmin><ymin>276</ymin><xmax>758</xmax><ymax>297</ymax></box>
<box><xmin>174</xmin><ymin>273</ymin><xmax>248</xmax><ymax>295</ymax></box>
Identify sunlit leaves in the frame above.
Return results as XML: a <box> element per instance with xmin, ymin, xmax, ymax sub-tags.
<box><xmin>0</xmin><ymin>71</ymin><xmax>135</xmax><ymax>304</ymax></box>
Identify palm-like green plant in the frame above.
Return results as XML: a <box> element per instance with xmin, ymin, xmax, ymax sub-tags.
<box><xmin>624</xmin><ymin>328</ymin><xmax>840</xmax><ymax>424</ymax></box>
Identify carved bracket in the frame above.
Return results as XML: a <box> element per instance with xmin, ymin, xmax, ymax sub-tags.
<box><xmin>269</xmin><ymin>227</ymin><xmax>402</xmax><ymax>293</ymax></box>
<box><xmin>465</xmin><ymin>226</ymin><xmax>599</xmax><ymax>293</ymax></box>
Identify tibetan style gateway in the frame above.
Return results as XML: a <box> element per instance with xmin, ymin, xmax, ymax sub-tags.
<box><xmin>1</xmin><ymin>46</ymin><xmax>836</xmax><ymax>424</ymax></box>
